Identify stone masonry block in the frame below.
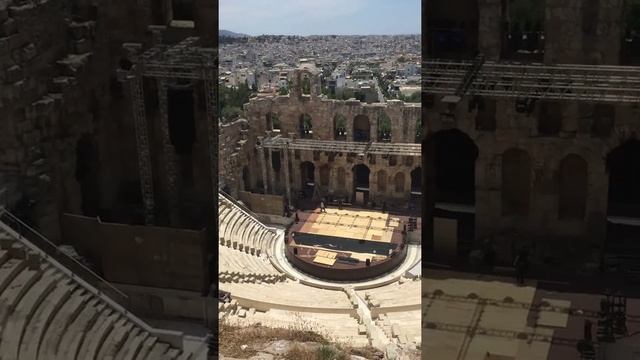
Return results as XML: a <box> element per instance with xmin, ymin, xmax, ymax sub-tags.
<box><xmin>0</xmin><ymin>36</ymin><xmax>7</xmax><ymax>55</ymax></box>
<box><xmin>21</xmin><ymin>43</ymin><xmax>36</xmax><ymax>62</ymax></box>
<box><xmin>6</xmin><ymin>32</ymin><xmax>27</xmax><ymax>50</ymax></box>
<box><xmin>8</xmin><ymin>2</ymin><xmax>36</xmax><ymax>18</ymax></box>
<box><xmin>4</xmin><ymin>64</ymin><xmax>21</xmax><ymax>83</ymax></box>
<box><xmin>0</xmin><ymin>18</ymin><xmax>16</xmax><ymax>37</ymax></box>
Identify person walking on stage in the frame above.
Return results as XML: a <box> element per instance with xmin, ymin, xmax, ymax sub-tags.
<box><xmin>513</xmin><ymin>247</ymin><xmax>529</xmax><ymax>285</ymax></box>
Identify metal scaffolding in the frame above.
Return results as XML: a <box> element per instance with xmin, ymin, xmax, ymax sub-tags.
<box><xmin>423</xmin><ymin>58</ymin><xmax>640</xmax><ymax>103</ymax></box>
<box><xmin>118</xmin><ymin>35</ymin><xmax>217</xmax><ymax>225</ymax></box>
<box><xmin>261</xmin><ymin>137</ymin><xmax>422</xmax><ymax>157</ymax></box>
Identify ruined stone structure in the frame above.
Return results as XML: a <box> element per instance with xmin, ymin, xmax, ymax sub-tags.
<box><xmin>0</xmin><ymin>0</ymin><xmax>216</xmax><ymax>239</ymax></box>
<box><xmin>0</xmin><ymin>1</ymin><xmax>217</xmax><ymax>356</ymax></box>
<box><xmin>220</xmin><ymin>67</ymin><xmax>423</xmax><ymax>208</ymax></box>
<box><xmin>425</xmin><ymin>0</ymin><xmax>640</xmax><ymax>263</ymax></box>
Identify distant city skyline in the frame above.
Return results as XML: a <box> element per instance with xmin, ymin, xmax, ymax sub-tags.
<box><xmin>219</xmin><ymin>0</ymin><xmax>421</xmax><ymax>36</ymax></box>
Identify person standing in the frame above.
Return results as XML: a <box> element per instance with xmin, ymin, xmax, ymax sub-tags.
<box><xmin>514</xmin><ymin>248</ymin><xmax>529</xmax><ymax>285</ymax></box>
<box><xmin>320</xmin><ymin>199</ymin><xmax>326</xmax><ymax>213</ymax></box>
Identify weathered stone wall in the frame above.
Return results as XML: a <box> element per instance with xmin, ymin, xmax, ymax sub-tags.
<box><xmin>449</xmin><ymin>0</ymin><xmax>626</xmax><ymax>64</ymax></box>
<box><xmin>0</xmin><ymin>0</ymin><xmax>216</xmax><ymax>239</ymax></box>
<box><xmin>235</xmin><ymin>70</ymin><xmax>422</xmax><ymax>206</ymax></box>
<box><xmin>425</xmin><ymin>94</ymin><xmax>640</xmax><ymax>250</ymax></box>
<box><xmin>477</xmin><ymin>0</ymin><xmax>502</xmax><ymax>60</ymax></box>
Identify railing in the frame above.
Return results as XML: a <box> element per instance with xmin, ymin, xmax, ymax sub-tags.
<box><xmin>218</xmin><ymin>190</ymin><xmax>278</xmax><ymax>235</ymax></box>
<box><xmin>0</xmin><ymin>207</ymin><xmax>191</xmax><ymax>351</ymax></box>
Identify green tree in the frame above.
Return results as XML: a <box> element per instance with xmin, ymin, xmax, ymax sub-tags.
<box><xmin>219</xmin><ymin>82</ymin><xmax>252</xmax><ymax>123</ymax></box>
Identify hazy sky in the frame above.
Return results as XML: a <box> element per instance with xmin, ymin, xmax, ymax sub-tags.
<box><xmin>219</xmin><ymin>0</ymin><xmax>421</xmax><ymax>36</ymax></box>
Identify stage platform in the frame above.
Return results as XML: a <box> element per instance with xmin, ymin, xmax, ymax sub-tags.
<box><xmin>285</xmin><ymin>207</ymin><xmax>419</xmax><ymax>281</ymax></box>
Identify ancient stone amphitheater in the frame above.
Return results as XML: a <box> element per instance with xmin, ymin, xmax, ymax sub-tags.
<box><xmin>0</xmin><ymin>212</ymin><xmax>204</xmax><ymax>360</ymax></box>
<box><xmin>217</xmin><ymin>193</ymin><xmax>422</xmax><ymax>352</ymax></box>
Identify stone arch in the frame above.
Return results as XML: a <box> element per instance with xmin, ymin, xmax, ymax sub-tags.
<box><xmin>411</xmin><ymin>167</ymin><xmax>422</xmax><ymax>193</ymax></box>
<box><xmin>501</xmin><ymin>148</ymin><xmax>531</xmax><ymax>216</ymax></box>
<box><xmin>377</xmin><ymin>112</ymin><xmax>392</xmax><ymax>142</ymax></box>
<box><xmin>558</xmin><ymin>154</ymin><xmax>588</xmax><ymax>220</ymax></box>
<box><xmin>394</xmin><ymin>172</ymin><xmax>405</xmax><ymax>193</ymax></box>
<box><xmin>320</xmin><ymin>164</ymin><xmax>330</xmax><ymax>187</ymax></box>
<box><xmin>353</xmin><ymin>114</ymin><xmax>370</xmax><ymax>142</ymax></box>
<box><xmin>434</xmin><ymin>129</ymin><xmax>478</xmax><ymax>204</ymax></box>
<box><xmin>353</xmin><ymin>164</ymin><xmax>370</xmax><ymax>189</ymax></box>
<box><xmin>300</xmin><ymin>161</ymin><xmax>315</xmax><ymax>188</ymax></box>
<box><xmin>334</xmin><ymin>114</ymin><xmax>347</xmax><ymax>140</ymax></box>
<box><xmin>606</xmin><ymin>138</ymin><xmax>640</xmax><ymax>216</ymax></box>
<box><xmin>377</xmin><ymin>170</ymin><xmax>387</xmax><ymax>192</ymax></box>
<box><xmin>301</xmin><ymin>72</ymin><xmax>311</xmax><ymax>95</ymax></box>
<box><xmin>299</xmin><ymin>114</ymin><xmax>313</xmax><ymax>139</ymax></box>
<box><xmin>266</xmin><ymin>112</ymin><xmax>281</xmax><ymax>132</ymax></box>
<box><xmin>427</xmin><ymin>0</ymin><xmax>479</xmax><ymax>58</ymax></box>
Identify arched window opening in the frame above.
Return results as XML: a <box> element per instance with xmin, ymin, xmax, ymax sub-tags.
<box><xmin>353</xmin><ymin>115</ymin><xmax>370</xmax><ymax>142</ymax></box>
<box><xmin>353</xmin><ymin>164</ymin><xmax>370</xmax><ymax>190</ymax></box>
<box><xmin>266</xmin><ymin>113</ymin><xmax>281</xmax><ymax>132</ymax></box>
<box><xmin>299</xmin><ymin>114</ymin><xmax>313</xmax><ymax>139</ymax></box>
<box><xmin>378</xmin><ymin>113</ymin><xmax>392</xmax><ymax>142</ymax></box>
<box><xmin>301</xmin><ymin>73</ymin><xmax>311</xmax><ymax>95</ymax></box>
<box><xmin>501</xmin><ymin>0</ymin><xmax>545</xmax><ymax>61</ymax></box>
<box><xmin>334</xmin><ymin>114</ymin><xmax>347</xmax><ymax>140</ymax></box>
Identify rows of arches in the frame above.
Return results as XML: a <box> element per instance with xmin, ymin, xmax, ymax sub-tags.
<box><xmin>426</xmin><ymin>129</ymin><xmax>640</xmax><ymax>222</ymax></box>
<box><xmin>264</xmin><ymin>112</ymin><xmax>420</xmax><ymax>142</ymax></box>
<box><xmin>296</xmin><ymin>161</ymin><xmax>420</xmax><ymax>195</ymax></box>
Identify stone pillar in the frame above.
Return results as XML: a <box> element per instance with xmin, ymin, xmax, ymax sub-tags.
<box><xmin>268</xmin><ymin>148</ymin><xmax>276</xmax><ymax>194</ymax></box>
<box><xmin>157</xmin><ymin>79</ymin><xmax>180</xmax><ymax>226</ymax></box>
<box><xmin>128</xmin><ymin>75</ymin><xmax>155</xmax><ymax>225</ymax></box>
<box><xmin>371</xmin><ymin>117</ymin><xmax>378</xmax><ymax>142</ymax></box>
<box><xmin>283</xmin><ymin>143</ymin><xmax>291</xmax><ymax>201</ymax></box>
<box><xmin>257</xmin><ymin>138</ymin><xmax>268</xmax><ymax>194</ymax></box>
<box><xmin>478</xmin><ymin>0</ymin><xmax>503</xmax><ymax>61</ymax></box>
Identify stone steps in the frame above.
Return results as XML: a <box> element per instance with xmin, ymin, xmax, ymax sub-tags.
<box><xmin>0</xmin><ymin>224</ymin><xmax>195</xmax><ymax>359</ymax></box>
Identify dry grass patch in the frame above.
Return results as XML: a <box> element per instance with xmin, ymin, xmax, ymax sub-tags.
<box><xmin>219</xmin><ymin>319</ymin><xmax>328</xmax><ymax>357</ymax></box>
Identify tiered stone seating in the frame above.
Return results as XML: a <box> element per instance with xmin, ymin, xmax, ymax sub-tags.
<box><xmin>358</xmin><ymin>279</ymin><xmax>421</xmax><ymax>308</ymax></box>
<box><xmin>0</xmin><ymin>227</ymin><xmax>193</xmax><ymax>360</ymax></box>
<box><xmin>218</xmin><ymin>194</ymin><xmax>279</xmax><ymax>256</ymax></box>
<box><xmin>224</xmin><ymin>308</ymin><xmax>370</xmax><ymax>347</ymax></box>
<box><xmin>218</xmin><ymin>232</ymin><xmax>286</xmax><ymax>284</ymax></box>
<box><xmin>219</xmin><ymin>281</ymin><xmax>355</xmax><ymax>312</ymax></box>
<box><xmin>375</xmin><ymin>310</ymin><xmax>421</xmax><ymax>345</ymax></box>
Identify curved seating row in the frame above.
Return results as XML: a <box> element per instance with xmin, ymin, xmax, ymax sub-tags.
<box><xmin>358</xmin><ymin>279</ymin><xmax>421</xmax><ymax>308</ymax></box>
<box><xmin>0</xmin><ymin>228</ymin><xmax>193</xmax><ymax>360</ymax></box>
<box><xmin>218</xmin><ymin>245</ymin><xmax>281</xmax><ymax>276</ymax></box>
<box><xmin>219</xmin><ymin>281</ymin><xmax>355</xmax><ymax>312</ymax></box>
<box><xmin>218</xmin><ymin>196</ymin><xmax>279</xmax><ymax>256</ymax></box>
